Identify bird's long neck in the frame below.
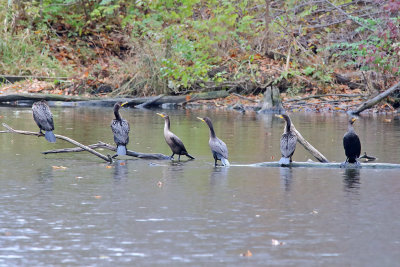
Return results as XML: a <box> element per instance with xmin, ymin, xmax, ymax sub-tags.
<box><xmin>164</xmin><ymin>117</ymin><xmax>170</xmax><ymax>132</ymax></box>
<box><xmin>348</xmin><ymin>122</ymin><xmax>354</xmax><ymax>132</ymax></box>
<box><xmin>206</xmin><ymin>120</ymin><xmax>216</xmax><ymax>138</ymax></box>
<box><xmin>114</xmin><ymin>106</ymin><xmax>122</xmax><ymax>121</ymax></box>
<box><xmin>284</xmin><ymin>116</ymin><xmax>291</xmax><ymax>133</ymax></box>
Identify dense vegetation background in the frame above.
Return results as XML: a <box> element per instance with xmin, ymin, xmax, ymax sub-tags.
<box><xmin>1</xmin><ymin>0</ymin><xmax>399</xmax><ymax>97</ymax></box>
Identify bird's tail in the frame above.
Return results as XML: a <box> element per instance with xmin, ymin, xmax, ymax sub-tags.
<box><xmin>186</xmin><ymin>153</ymin><xmax>195</xmax><ymax>160</ymax></box>
<box><xmin>45</xmin><ymin>131</ymin><xmax>56</xmax><ymax>143</ymax></box>
<box><xmin>117</xmin><ymin>145</ymin><xmax>127</xmax><ymax>155</ymax></box>
<box><xmin>221</xmin><ymin>157</ymin><xmax>230</xmax><ymax>167</ymax></box>
<box><xmin>279</xmin><ymin>157</ymin><xmax>290</xmax><ymax>166</ymax></box>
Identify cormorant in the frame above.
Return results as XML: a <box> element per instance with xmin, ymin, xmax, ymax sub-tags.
<box><xmin>275</xmin><ymin>114</ymin><xmax>297</xmax><ymax>165</ymax></box>
<box><xmin>343</xmin><ymin>117</ymin><xmax>361</xmax><ymax>165</ymax></box>
<box><xmin>197</xmin><ymin>117</ymin><xmax>230</xmax><ymax>166</ymax></box>
<box><xmin>32</xmin><ymin>100</ymin><xmax>56</xmax><ymax>143</ymax></box>
<box><xmin>111</xmin><ymin>102</ymin><xmax>130</xmax><ymax>157</ymax></box>
<box><xmin>156</xmin><ymin>113</ymin><xmax>195</xmax><ymax>161</ymax></box>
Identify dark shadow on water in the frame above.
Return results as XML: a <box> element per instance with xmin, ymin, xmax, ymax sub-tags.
<box><xmin>279</xmin><ymin>167</ymin><xmax>293</xmax><ymax>192</ymax></box>
<box><xmin>342</xmin><ymin>168</ymin><xmax>361</xmax><ymax>193</ymax></box>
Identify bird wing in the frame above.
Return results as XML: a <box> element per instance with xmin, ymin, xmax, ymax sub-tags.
<box><xmin>32</xmin><ymin>103</ymin><xmax>54</xmax><ymax>131</ymax></box>
<box><xmin>280</xmin><ymin>132</ymin><xmax>297</xmax><ymax>158</ymax></box>
<box><xmin>210</xmin><ymin>137</ymin><xmax>228</xmax><ymax>159</ymax></box>
<box><xmin>169</xmin><ymin>134</ymin><xmax>187</xmax><ymax>152</ymax></box>
<box><xmin>111</xmin><ymin>119</ymin><xmax>130</xmax><ymax>145</ymax></box>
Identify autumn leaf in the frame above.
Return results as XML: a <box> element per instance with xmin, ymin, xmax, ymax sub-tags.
<box><xmin>240</xmin><ymin>250</ymin><xmax>252</xmax><ymax>257</ymax></box>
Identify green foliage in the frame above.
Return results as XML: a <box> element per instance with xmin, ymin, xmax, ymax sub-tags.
<box><xmin>329</xmin><ymin>16</ymin><xmax>400</xmax><ymax>76</ymax></box>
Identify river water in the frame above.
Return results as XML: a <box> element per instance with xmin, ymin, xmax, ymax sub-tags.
<box><xmin>0</xmin><ymin>106</ymin><xmax>399</xmax><ymax>266</ymax></box>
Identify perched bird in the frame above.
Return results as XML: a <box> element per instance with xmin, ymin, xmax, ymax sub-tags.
<box><xmin>343</xmin><ymin>117</ymin><xmax>361</xmax><ymax>165</ymax></box>
<box><xmin>156</xmin><ymin>113</ymin><xmax>195</xmax><ymax>161</ymax></box>
<box><xmin>197</xmin><ymin>117</ymin><xmax>229</xmax><ymax>166</ymax></box>
<box><xmin>32</xmin><ymin>100</ymin><xmax>56</xmax><ymax>143</ymax></box>
<box><xmin>111</xmin><ymin>102</ymin><xmax>130</xmax><ymax>157</ymax></box>
<box><xmin>275</xmin><ymin>114</ymin><xmax>297</xmax><ymax>165</ymax></box>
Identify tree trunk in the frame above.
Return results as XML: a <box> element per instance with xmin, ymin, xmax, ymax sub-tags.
<box><xmin>258</xmin><ymin>86</ymin><xmax>284</xmax><ymax>113</ymax></box>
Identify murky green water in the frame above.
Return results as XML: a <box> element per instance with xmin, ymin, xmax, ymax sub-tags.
<box><xmin>0</xmin><ymin>106</ymin><xmax>399</xmax><ymax>266</ymax></box>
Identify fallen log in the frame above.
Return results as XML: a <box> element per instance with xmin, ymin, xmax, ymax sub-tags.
<box><xmin>2</xmin><ymin>123</ymin><xmax>112</xmax><ymax>162</ymax></box>
<box><xmin>42</xmin><ymin>141</ymin><xmax>171</xmax><ymax>160</ymax></box>
<box><xmin>124</xmin><ymin>90</ymin><xmax>229</xmax><ymax>107</ymax></box>
<box><xmin>351</xmin><ymin>81</ymin><xmax>400</xmax><ymax>115</ymax></box>
<box><xmin>136</xmin><ymin>94</ymin><xmax>164</xmax><ymax>109</ymax></box>
<box><xmin>0</xmin><ymin>90</ymin><xmax>229</xmax><ymax>108</ymax></box>
<box><xmin>235</xmin><ymin>161</ymin><xmax>400</xmax><ymax>169</ymax></box>
<box><xmin>0</xmin><ymin>93</ymin><xmax>95</xmax><ymax>102</ymax></box>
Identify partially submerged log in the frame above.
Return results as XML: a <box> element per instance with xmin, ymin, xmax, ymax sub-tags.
<box><xmin>42</xmin><ymin>141</ymin><xmax>171</xmax><ymax>160</ymax></box>
<box><xmin>351</xmin><ymin>80</ymin><xmax>400</xmax><ymax>115</ymax></box>
<box><xmin>238</xmin><ymin>161</ymin><xmax>400</xmax><ymax>169</ymax></box>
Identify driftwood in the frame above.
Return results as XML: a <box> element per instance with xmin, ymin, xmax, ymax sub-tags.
<box><xmin>124</xmin><ymin>90</ymin><xmax>229</xmax><ymax>107</ymax></box>
<box><xmin>136</xmin><ymin>94</ymin><xmax>164</xmax><ymax>109</ymax></box>
<box><xmin>291</xmin><ymin>123</ymin><xmax>329</xmax><ymax>163</ymax></box>
<box><xmin>239</xmin><ymin>161</ymin><xmax>400</xmax><ymax>169</ymax></box>
<box><xmin>351</xmin><ymin>81</ymin><xmax>400</xmax><ymax>115</ymax></box>
<box><xmin>42</xmin><ymin>141</ymin><xmax>171</xmax><ymax>160</ymax></box>
<box><xmin>2</xmin><ymin>123</ymin><xmax>112</xmax><ymax>162</ymax></box>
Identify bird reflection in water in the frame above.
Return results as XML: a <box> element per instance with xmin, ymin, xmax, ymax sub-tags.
<box><xmin>343</xmin><ymin>168</ymin><xmax>361</xmax><ymax>192</ymax></box>
<box><xmin>279</xmin><ymin>167</ymin><xmax>293</xmax><ymax>192</ymax></box>
<box><xmin>210</xmin><ymin>166</ymin><xmax>229</xmax><ymax>186</ymax></box>
<box><xmin>113</xmin><ymin>160</ymin><xmax>128</xmax><ymax>180</ymax></box>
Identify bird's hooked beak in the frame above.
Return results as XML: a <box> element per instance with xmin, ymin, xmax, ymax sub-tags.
<box><xmin>121</xmin><ymin>102</ymin><xmax>129</xmax><ymax>107</ymax></box>
<box><xmin>351</xmin><ymin>117</ymin><xmax>357</xmax><ymax>123</ymax></box>
<box><xmin>275</xmin><ymin>114</ymin><xmax>284</xmax><ymax>119</ymax></box>
<box><xmin>197</xmin><ymin>117</ymin><xmax>205</xmax><ymax>122</ymax></box>
<box><xmin>157</xmin><ymin>113</ymin><xmax>165</xmax><ymax>118</ymax></box>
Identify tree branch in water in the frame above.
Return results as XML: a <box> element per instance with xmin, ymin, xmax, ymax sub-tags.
<box><xmin>2</xmin><ymin>123</ymin><xmax>112</xmax><ymax>163</ymax></box>
<box><xmin>291</xmin><ymin>123</ymin><xmax>329</xmax><ymax>163</ymax></box>
<box><xmin>42</xmin><ymin>141</ymin><xmax>171</xmax><ymax>160</ymax></box>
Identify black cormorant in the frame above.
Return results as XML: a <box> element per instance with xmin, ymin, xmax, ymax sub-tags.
<box><xmin>197</xmin><ymin>117</ymin><xmax>229</xmax><ymax>166</ymax></box>
<box><xmin>32</xmin><ymin>100</ymin><xmax>56</xmax><ymax>143</ymax></box>
<box><xmin>343</xmin><ymin>117</ymin><xmax>361</xmax><ymax>165</ymax></box>
<box><xmin>275</xmin><ymin>114</ymin><xmax>297</xmax><ymax>165</ymax></box>
<box><xmin>111</xmin><ymin>102</ymin><xmax>130</xmax><ymax>157</ymax></box>
<box><xmin>156</xmin><ymin>113</ymin><xmax>195</xmax><ymax>161</ymax></box>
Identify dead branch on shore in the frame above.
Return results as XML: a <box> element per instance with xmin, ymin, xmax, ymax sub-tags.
<box><xmin>351</xmin><ymin>81</ymin><xmax>400</xmax><ymax>115</ymax></box>
<box><xmin>2</xmin><ymin>123</ymin><xmax>112</xmax><ymax>162</ymax></box>
<box><xmin>42</xmin><ymin>141</ymin><xmax>171</xmax><ymax>160</ymax></box>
